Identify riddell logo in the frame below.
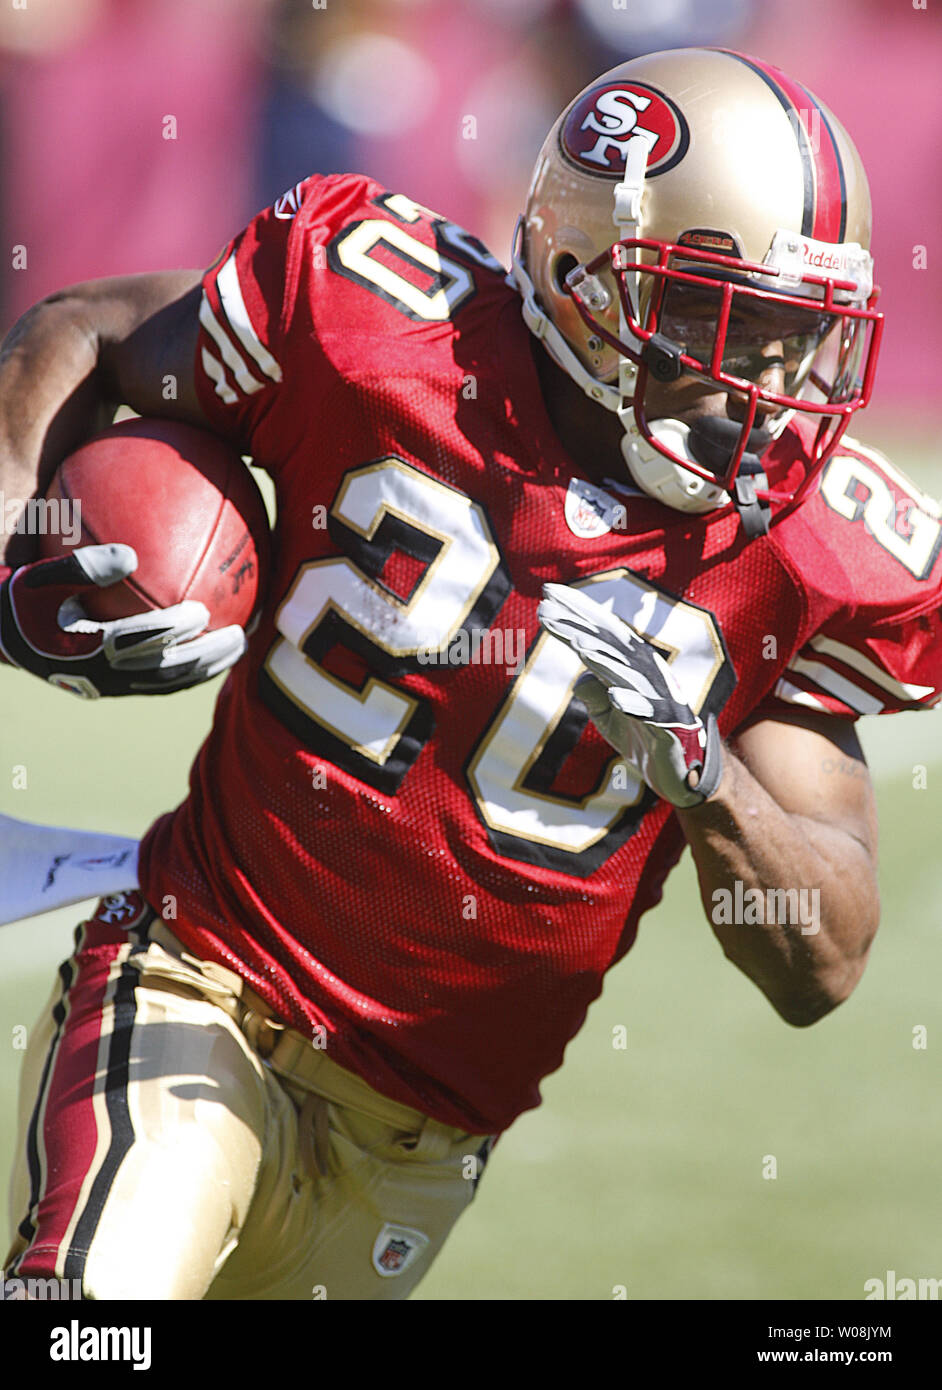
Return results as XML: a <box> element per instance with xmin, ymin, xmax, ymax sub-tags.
<box><xmin>802</xmin><ymin>245</ymin><xmax>847</xmax><ymax>271</ymax></box>
<box><xmin>560</xmin><ymin>82</ymin><xmax>689</xmax><ymax>178</ymax></box>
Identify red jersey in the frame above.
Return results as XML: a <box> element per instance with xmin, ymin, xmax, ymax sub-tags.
<box><xmin>138</xmin><ymin>175</ymin><xmax>942</xmax><ymax>1134</ymax></box>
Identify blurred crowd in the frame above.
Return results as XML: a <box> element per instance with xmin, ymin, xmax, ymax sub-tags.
<box><xmin>0</xmin><ymin>0</ymin><xmax>939</xmax><ymax>411</ymax></box>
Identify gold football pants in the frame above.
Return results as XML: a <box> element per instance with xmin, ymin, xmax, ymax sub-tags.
<box><xmin>5</xmin><ymin>899</ymin><xmax>492</xmax><ymax>1300</ymax></box>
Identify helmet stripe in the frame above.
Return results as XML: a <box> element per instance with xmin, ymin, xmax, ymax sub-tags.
<box><xmin>721</xmin><ymin>51</ymin><xmax>848</xmax><ymax>244</ymax></box>
<box><xmin>719</xmin><ymin>51</ymin><xmax>816</xmax><ymax>238</ymax></box>
<box><xmin>796</xmin><ymin>90</ymin><xmax>848</xmax><ymax>243</ymax></box>
<box><xmin>769</xmin><ymin>67</ymin><xmax>847</xmax><ymax>244</ymax></box>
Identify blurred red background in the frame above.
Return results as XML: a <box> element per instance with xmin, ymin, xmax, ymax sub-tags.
<box><xmin>0</xmin><ymin>0</ymin><xmax>938</xmax><ymax>424</ymax></box>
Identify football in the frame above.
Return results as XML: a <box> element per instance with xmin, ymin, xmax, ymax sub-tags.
<box><xmin>39</xmin><ymin>417</ymin><xmax>271</xmax><ymax>629</ymax></box>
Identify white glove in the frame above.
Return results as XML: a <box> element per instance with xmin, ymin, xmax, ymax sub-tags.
<box><xmin>1</xmin><ymin>543</ymin><xmax>247</xmax><ymax>698</ymax></box>
<box><xmin>538</xmin><ymin>582</ymin><xmax>724</xmax><ymax>809</ymax></box>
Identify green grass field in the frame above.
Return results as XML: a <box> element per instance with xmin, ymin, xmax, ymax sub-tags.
<box><xmin>1</xmin><ymin>435</ymin><xmax>939</xmax><ymax>1301</ymax></box>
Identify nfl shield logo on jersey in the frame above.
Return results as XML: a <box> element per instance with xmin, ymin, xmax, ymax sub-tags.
<box><xmin>564</xmin><ymin>477</ymin><xmax>628</xmax><ymax>538</ymax></box>
<box><xmin>371</xmin><ymin>1223</ymin><xmax>430</xmax><ymax>1278</ymax></box>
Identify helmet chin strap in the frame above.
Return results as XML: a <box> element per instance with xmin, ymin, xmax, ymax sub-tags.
<box><xmin>619</xmin><ymin>418</ymin><xmax>731</xmax><ymax>513</ymax></box>
<box><xmin>511</xmin><ymin>133</ymin><xmax>653</xmax><ymax>416</ymax></box>
<box><xmin>612</xmin><ymin>133</ymin><xmax>651</xmax><ymax>377</ymax></box>
<box><xmin>611</xmin><ymin>136</ymin><xmax>731</xmax><ymax>515</ymax></box>
<box><xmin>512</xmin><ymin>144</ymin><xmax>772</xmax><ymax>533</ymax></box>
<box><xmin>610</xmin><ymin>136</ymin><xmax>770</xmax><ymax>535</ymax></box>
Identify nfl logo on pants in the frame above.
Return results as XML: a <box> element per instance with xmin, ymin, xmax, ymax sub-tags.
<box><xmin>372</xmin><ymin>1224</ymin><xmax>430</xmax><ymax>1278</ymax></box>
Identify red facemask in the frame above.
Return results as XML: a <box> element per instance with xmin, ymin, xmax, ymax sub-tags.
<box><xmin>566</xmin><ymin>237</ymin><xmax>884</xmax><ymax>516</ymax></box>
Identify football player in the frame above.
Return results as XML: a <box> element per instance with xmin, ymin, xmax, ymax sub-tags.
<box><xmin>1</xmin><ymin>49</ymin><xmax>940</xmax><ymax>1300</ymax></box>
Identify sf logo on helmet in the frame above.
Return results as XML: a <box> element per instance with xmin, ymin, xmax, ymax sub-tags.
<box><xmin>580</xmin><ymin>90</ymin><xmax>657</xmax><ymax>167</ymax></box>
<box><xmin>561</xmin><ymin>82</ymin><xmax>689</xmax><ymax>178</ymax></box>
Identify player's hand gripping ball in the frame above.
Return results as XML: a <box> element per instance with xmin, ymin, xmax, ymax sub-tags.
<box><xmin>0</xmin><ymin>419</ymin><xmax>270</xmax><ymax>697</ymax></box>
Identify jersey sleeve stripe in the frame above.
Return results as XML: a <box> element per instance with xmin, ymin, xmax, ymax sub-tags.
<box><xmin>786</xmin><ymin>655</ymin><xmax>884</xmax><ymax>714</ymax></box>
<box><xmin>200</xmin><ymin>347</ymin><xmax>239</xmax><ymax>405</ymax></box>
<box><xmin>198</xmin><ymin>294</ymin><xmax>264</xmax><ymax>396</ymax></box>
<box><xmin>809</xmin><ymin>634</ymin><xmax>938</xmax><ymax>703</ymax></box>
<box><xmin>772</xmin><ymin>678</ymin><xmax>829</xmax><ymax>712</ymax></box>
<box><xmin>216</xmin><ymin>255</ymin><xmax>283</xmax><ymax>384</ymax></box>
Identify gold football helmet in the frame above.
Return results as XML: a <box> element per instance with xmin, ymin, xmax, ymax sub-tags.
<box><xmin>511</xmin><ymin>48</ymin><xmax>883</xmax><ymax>534</ymax></box>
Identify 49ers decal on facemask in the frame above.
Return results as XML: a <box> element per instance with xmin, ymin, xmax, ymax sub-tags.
<box><xmin>560</xmin><ymin>82</ymin><xmax>689</xmax><ymax>178</ymax></box>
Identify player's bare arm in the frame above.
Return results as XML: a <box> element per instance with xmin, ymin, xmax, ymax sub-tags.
<box><xmin>677</xmin><ymin>710</ymin><xmax>879</xmax><ymax>1027</ymax></box>
<box><xmin>0</xmin><ymin>272</ymin><xmax>255</xmax><ymax>694</ymax></box>
<box><xmin>0</xmin><ymin>271</ymin><xmax>204</xmax><ymax>568</ymax></box>
<box><xmin>538</xmin><ymin>584</ymin><xmax>880</xmax><ymax>1020</ymax></box>
<box><xmin>537</xmin><ymin>584</ymin><xmax>884</xmax><ymax>1029</ymax></box>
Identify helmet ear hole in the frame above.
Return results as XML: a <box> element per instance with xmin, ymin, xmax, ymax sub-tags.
<box><xmin>553</xmin><ymin>254</ymin><xmax>580</xmax><ymax>293</ymax></box>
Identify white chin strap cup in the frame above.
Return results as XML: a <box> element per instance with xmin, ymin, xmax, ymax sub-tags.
<box><xmin>620</xmin><ymin>418</ymin><xmax>730</xmax><ymax>514</ymax></box>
